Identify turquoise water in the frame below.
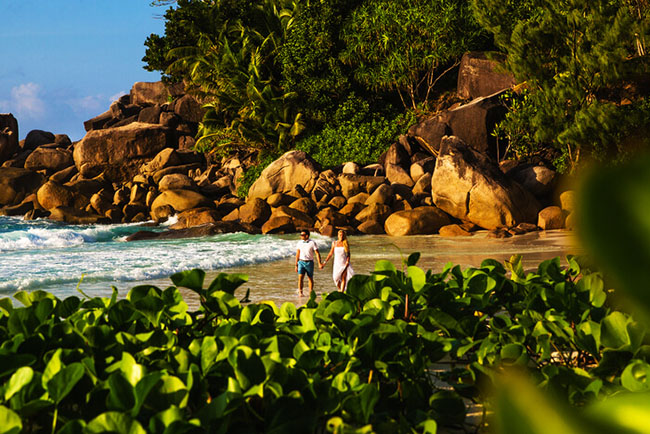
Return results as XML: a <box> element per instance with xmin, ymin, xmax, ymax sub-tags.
<box><xmin>0</xmin><ymin>215</ymin><xmax>575</xmax><ymax>304</ymax></box>
<box><xmin>0</xmin><ymin>216</ymin><xmax>327</xmax><ymax>298</ymax></box>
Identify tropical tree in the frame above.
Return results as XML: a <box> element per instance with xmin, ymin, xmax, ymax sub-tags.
<box><xmin>339</xmin><ymin>0</ymin><xmax>489</xmax><ymax>110</ymax></box>
<box><xmin>164</xmin><ymin>0</ymin><xmax>305</xmax><ymax>154</ymax></box>
<box><xmin>473</xmin><ymin>0</ymin><xmax>650</xmax><ymax>171</ymax></box>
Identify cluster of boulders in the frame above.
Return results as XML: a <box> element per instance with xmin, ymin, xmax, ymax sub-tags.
<box><xmin>0</xmin><ymin>52</ymin><xmax>575</xmax><ymax>238</ymax></box>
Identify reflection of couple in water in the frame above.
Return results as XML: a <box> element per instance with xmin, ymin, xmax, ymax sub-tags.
<box><xmin>294</xmin><ymin>229</ymin><xmax>354</xmax><ymax>296</ymax></box>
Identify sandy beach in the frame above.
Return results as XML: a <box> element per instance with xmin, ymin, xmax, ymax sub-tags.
<box><xmin>176</xmin><ymin>229</ymin><xmax>578</xmax><ymax>308</ymax></box>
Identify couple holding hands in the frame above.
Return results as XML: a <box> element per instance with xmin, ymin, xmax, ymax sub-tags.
<box><xmin>294</xmin><ymin>229</ymin><xmax>354</xmax><ymax>296</ymax></box>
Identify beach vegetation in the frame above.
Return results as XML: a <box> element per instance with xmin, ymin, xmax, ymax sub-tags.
<box><xmin>474</xmin><ymin>0</ymin><xmax>650</xmax><ymax>171</ymax></box>
<box><xmin>144</xmin><ymin>0</ymin><xmax>487</xmax><ymax>165</ymax></box>
<box><xmin>0</xmin><ymin>250</ymin><xmax>648</xmax><ymax>432</ymax></box>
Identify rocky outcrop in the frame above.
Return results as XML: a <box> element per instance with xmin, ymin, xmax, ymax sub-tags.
<box><xmin>248</xmin><ymin>150</ymin><xmax>320</xmax><ymax>200</ymax></box>
<box><xmin>0</xmin><ymin>68</ymin><xmax>571</xmax><ymax>239</ymax></box>
<box><xmin>36</xmin><ymin>181</ymin><xmax>76</xmax><ymax>210</ymax></box>
<box><xmin>23</xmin><ymin>130</ymin><xmax>55</xmax><ymax>151</ymax></box>
<box><xmin>0</xmin><ymin>167</ymin><xmax>44</xmax><ymax>206</ymax></box>
<box><xmin>130</xmin><ymin>82</ymin><xmax>182</xmax><ymax>106</ymax></box>
<box><xmin>457</xmin><ymin>52</ymin><xmax>517</xmax><ymax>100</ymax></box>
<box><xmin>0</xmin><ymin>114</ymin><xmax>19</xmax><ymax>164</ymax></box>
<box><xmin>73</xmin><ymin>122</ymin><xmax>173</xmax><ymax>181</ymax></box>
<box><xmin>507</xmin><ymin>164</ymin><xmax>557</xmax><ymax>198</ymax></box>
<box><xmin>407</xmin><ymin>91</ymin><xmax>508</xmax><ymax>160</ymax></box>
<box><xmin>431</xmin><ymin>136</ymin><xmax>540</xmax><ymax>229</ymax></box>
<box><xmin>24</xmin><ymin>148</ymin><xmax>74</xmax><ymax>173</ymax></box>
<box><xmin>150</xmin><ymin>189</ymin><xmax>211</xmax><ymax>213</ymax></box>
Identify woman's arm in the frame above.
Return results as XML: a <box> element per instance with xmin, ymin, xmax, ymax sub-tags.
<box><xmin>321</xmin><ymin>243</ymin><xmax>335</xmax><ymax>268</ymax></box>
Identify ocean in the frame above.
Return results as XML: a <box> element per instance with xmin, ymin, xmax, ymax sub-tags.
<box><xmin>0</xmin><ymin>215</ymin><xmax>575</xmax><ymax>305</ymax></box>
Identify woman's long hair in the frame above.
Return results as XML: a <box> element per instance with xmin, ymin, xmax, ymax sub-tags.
<box><xmin>339</xmin><ymin>230</ymin><xmax>350</xmax><ymax>255</ymax></box>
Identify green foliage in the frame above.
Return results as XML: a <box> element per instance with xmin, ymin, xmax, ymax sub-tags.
<box><xmin>145</xmin><ymin>0</ymin><xmax>488</xmax><ymax>157</ymax></box>
<box><xmin>278</xmin><ymin>0</ymin><xmax>358</xmax><ymax>122</ymax></box>
<box><xmin>296</xmin><ymin>96</ymin><xmax>415</xmax><ymax>167</ymax></box>
<box><xmin>340</xmin><ymin>0</ymin><xmax>489</xmax><ymax>109</ymax></box>
<box><xmin>577</xmin><ymin>152</ymin><xmax>650</xmax><ymax>320</ymax></box>
<box><xmin>166</xmin><ymin>1</ymin><xmax>305</xmax><ymax>153</ymax></box>
<box><xmin>143</xmin><ymin>0</ymin><xmax>240</xmax><ymax>81</ymax></box>
<box><xmin>2</xmin><ymin>249</ymin><xmax>650</xmax><ymax>432</ymax></box>
<box><xmin>473</xmin><ymin>0</ymin><xmax>650</xmax><ymax>171</ymax></box>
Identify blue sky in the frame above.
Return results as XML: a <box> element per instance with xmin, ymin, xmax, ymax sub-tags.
<box><xmin>0</xmin><ymin>1</ymin><xmax>168</xmax><ymax>141</ymax></box>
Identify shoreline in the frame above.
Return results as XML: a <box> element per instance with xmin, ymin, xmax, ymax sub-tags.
<box><xmin>177</xmin><ymin>229</ymin><xmax>577</xmax><ymax>308</ymax></box>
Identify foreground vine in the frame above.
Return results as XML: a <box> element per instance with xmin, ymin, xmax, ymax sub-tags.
<box><xmin>0</xmin><ymin>254</ymin><xmax>647</xmax><ymax>433</ymax></box>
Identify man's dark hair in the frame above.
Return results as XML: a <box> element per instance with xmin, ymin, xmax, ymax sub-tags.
<box><xmin>301</xmin><ymin>229</ymin><xmax>310</xmax><ymax>237</ymax></box>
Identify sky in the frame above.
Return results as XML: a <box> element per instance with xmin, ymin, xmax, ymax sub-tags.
<box><xmin>0</xmin><ymin>1</ymin><xmax>169</xmax><ymax>141</ymax></box>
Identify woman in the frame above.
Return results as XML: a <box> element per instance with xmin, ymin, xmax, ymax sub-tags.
<box><xmin>320</xmin><ymin>229</ymin><xmax>354</xmax><ymax>292</ymax></box>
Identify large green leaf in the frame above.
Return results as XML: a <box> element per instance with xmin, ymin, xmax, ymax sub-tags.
<box><xmin>407</xmin><ymin>266</ymin><xmax>426</xmax><ymax>292</ymax></box>
<box><xmin>171</xmin><ymin>269</ymin><xmax>206</xmax><ymax>293</ymax></box>
<box><xmin>585</xmin><ymin>392</ymin><xmax>650</xmax><ymax>433</ymax></box>
<box><xmin>494</xmin><ymin>373</ymin><xmax>586</xmax><ymax>434</ymax></box>
<box><xmin>107</xmin><ymin>372</ymin><xmax>135</xmax><ymax>412</ymax></box>
<box><xmin>85</xmin><ymin>412</ymin><xmax>147</xmax><ymax>434</ymax></box>
<box><xmin>621</xmin><ymin>360</ymin><xmax>650</xmax><ymax>392</ymax></box>
<box><xmin>200</xmin><ymin>336</ymin><xmax>219</xmax><ymax>375</ymax></box>
<box><xmin>206</xmin><ymin>273</ymin><xmax>248</xmax><ymax>295</ymax></box>
<box><xmin>132</xmin><ymin>372</ymin><xmax>164</xmax><ymax>417</ymax></box>
<box><xmin>4</xmin><ymin>366</ymin><xmax>34</xmax><ymax>401</ymax></box>
<box><xmin>47</xmin><ymin>363</ymin><xmax>85</xmax><ymax>405</ymax></box>
<box><xmin>0</xmin><ymin>406</ymin><xmax>22</xmax><ymax>434</ymax></box>
<box><xmin>577</xmin><ymin>156</ymin><xmax>650</xmax><ymax>318</ymax></box>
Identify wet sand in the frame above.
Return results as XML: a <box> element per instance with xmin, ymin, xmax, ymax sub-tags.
<box><xmin>177</xmin><ymin>229</ymin><xmax>578</xmax><ymax>308</ymax></box>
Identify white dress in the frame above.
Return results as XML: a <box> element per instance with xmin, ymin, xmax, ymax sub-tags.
<box><xmin>332</xmin><ymin>245</ymin><xmax>354</xmax><ymax>291</ymax></box>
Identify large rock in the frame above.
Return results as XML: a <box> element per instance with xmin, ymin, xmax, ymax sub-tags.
<box><xmin>130</xmin><ymin>82</ymin><xmax>173</xmax><ymax>106</ymax></box>
<box><xmin>150</xmin><ymin>189</ymin><xmax>211</xmax><ymax>213</ymax></box>
<box><xmin>537</xmin><ymin>206</ymin><xmax>565</xmax><ymax>230</ymax></box>
<box><xmin>385</xmin><ymin>164</ymin><xmax>414</xmax><ymax>187</ymax></box>
<box><xmin>24</xmin><ymin>148</ymin><xmax>74</xmax><ymax>172</ymax></box>
<box><xmin>23</xmin><ymin>130</ymin><xmax>55</xmax><ymax>151</ymax></box>
<box><xmin>238</xmin><ymin>198</ymin><xmax>271</xmax><ymax>227</ymax></box>
<box><xmin>0</xmin><ymin>114</ymin><xmax>19</xmax><ymax>163</ymax></box>
<box><xmin>49</xmin><ymin>207</ymin><xmax>110</xmax><ymax>224</ymax></box>
<box><xmin>83</xmin><ymin>109</ymin><xmax>114</xmax><ymax>132</ymax></box>
<box><xmin>508</xmin><ymin>165</ymin><xmax>557</xmax><ymax>198</ymax></box>
<box><xmin>431</xmin><ymin>136</ymin><xmax>540</xmax><ymax>229</ymax></box>
<box><xmin>172</xmin><ymin>94</ymin><xmax>204</xmax><ymax>123</ymax></box>
<box><xmin>73</xmin><ymin>122</ymin><xmax>173</xmax><ymax>181</ymax></box>
<box><xmin>355</xmin><ymin>203</ymin><xmax>392</xmax><ymax>224</ymax></box>
<box><xmin>248</xmin><ymin>150</ymin><xmax>320</xmax><ymax>200</ymax></box>
<box><xmin>407</xmin><ymin>118</ymin><xmax>452</xmax><ymax>156</ymax></box>
<box><xmin>0</xmin><ymin>167</ymin><xmax>44</xmax><ymax>206</ymax></box>
<box><xmin>36</xmin><ymin>181</ymin><xmax>76</xmax><ymax>210</ymax></box>
<box><xmin>272</xmin><ymin>206</ymin><xmax>315</xmax><ymax>229</ymax></box>
<box><xmin>159</xmin><ymin>173</ymin><xmax>197</xmax><ymax>191</ymax></box>
<box><xmin>338</xmin><ymin>174</ymin><xmax>386</xmax><ymax>199</ymax></box>
<box><xmin>384</xmin><ymin>206</ymin><xmax>453</xmax><ymax>236</ymax></box>
<box><xmin>408</xmin><ymin>92</ymin><xmax>508</xmax><ymax>160</ymax></box>
<box><xmin>126</xmin><ymin>221</ymin><xmax>259</xmax><ymax>241</ymax></box>
<box><xmin>262</xmin><ymin>216</ymin><xmax>296</xmax><ymax>234</ymax></box>
<box><xmin>170</xmin><ymin>208</ymin><xmax>222</xmax><ymax>229</ymax></box>
<box><xmin>457</xmin><ymin>52</ymin><xmax>517</xmax><ymax>100</ymax></box>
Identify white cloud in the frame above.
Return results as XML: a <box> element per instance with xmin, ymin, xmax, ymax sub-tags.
<box><xmin>109</xmin><ymin>91</ymin><xmax>127</xmax><ymax>102</ymax></box>
<box><xmin>12</xmin><ymin>83</ymin><xmax>45</xmax><ymax>118</ymax></box>
<box><xmin>74</xmin><ymin>95</ymin><xmax>105</xmax><ymax>112</ymax></box>
<box><xmin>0</xmin><ymin>82</ymin><xmax>46</xmax><ymax>119</ymax></box>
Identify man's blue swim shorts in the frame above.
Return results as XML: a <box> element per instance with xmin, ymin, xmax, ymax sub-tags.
<box><xmin>297</xmin><ymin>260</ymin><xmax>314</xmax><ymax>278</ymax></box>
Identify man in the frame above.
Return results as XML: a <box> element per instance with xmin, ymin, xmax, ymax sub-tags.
<box><xmin>295</xmin><ymin>229</ymin><xmax>322</xmax><ymax>296</ymax></box>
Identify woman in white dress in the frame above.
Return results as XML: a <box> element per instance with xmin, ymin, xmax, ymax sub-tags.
<box><xmin>320</xmin><ymin>229</ymin><xmax>354</xmax><ymax>292</ymax></box>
